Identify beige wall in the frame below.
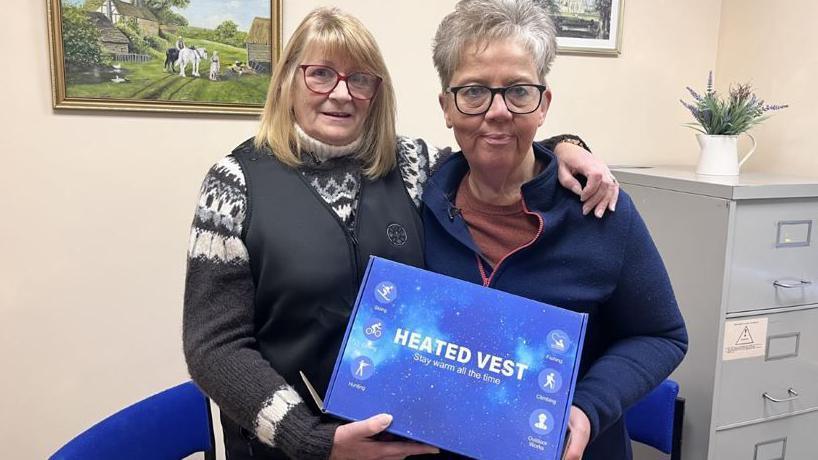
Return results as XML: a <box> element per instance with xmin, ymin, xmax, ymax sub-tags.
<box><xmin>285</xmin><ymin>0</ymin><xmax>724</xmax><ymax>167</ymax></box>
<box><xmin>1</xmin><ymin>3</ymin><xmax>258</xmax><ymax>457</ymax></box>
<box><xmin>716</xmin><ymin>0</ymin><xmax>818</xmax><ymax>175</ymax></box>
<box><xmin>5</xmin><ymin>1</ymin><xmax>813</xmax><ymax>458</ymax></box>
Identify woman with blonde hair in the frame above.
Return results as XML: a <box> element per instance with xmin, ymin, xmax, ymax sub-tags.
<box><xmin>184</xmin><ymin>6</ymin><xmax>616</xmax><ymax>459</ymax></box>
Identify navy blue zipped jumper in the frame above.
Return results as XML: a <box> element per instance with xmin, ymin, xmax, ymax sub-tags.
<box><xmin>422</xmin><ymin>143</ymin><xmax>688</xmax><ymax>459</ymax></box>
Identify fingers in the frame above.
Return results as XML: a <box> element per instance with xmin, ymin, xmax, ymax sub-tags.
<box><xmin>564</xmin><ymin>440</ymin><xmax>584</xmax><ymax>460</ymax></box>
<box><xmin>581</xmin><ymin>174</ymin><xmax>605</xmax><ymax>216</ymax></box>
<box><xmin>373</xmin><ymin>432</ymin><xmax>400</xmax><ymax>442</ymax></box>
<box><xmin>565</xmin><ymin>406</ymin><xmax>591</xmax><ymax>460</ymax></box>
<box><xmin>551</xmin><ymin>140</ymin><xmax>619</xmax><ymax>216</ymax></box>
<box><xmin>607</xmin><ymin>179</ymin><xmax>620</xmax><ymax>212</ymax></box>
<box><xmin>579</xmin><ymin>167</ymin><xmax>603</xmax><ymax>203</ymax></box>
<box><xmin>582</xmin><ymin>187</ymin><xmax>605</xmax><ymax>217</ymax></box>
<box><xmin>333</xmin><ymin>415</ymin><xmax>440</xmax><ymax>460</ymax></box>
<box><xmin>379</xmin><ymin>441</ymin><xmax>440</xmax><ymax>459</ymax></box>
<box><xmin>581</xmin><ymin>171</ymin><xmax>618</xmax><ymax>218</ymax></box>
<box><xmin>557</xmin><ymin>162</ymin><xmax>583</xmax><ymax>196</ymax></box>
<box><xmin>590</xmin><ymin>179</ymin><xmax>619</xmax><ymax>218</ymax></box>
<box><xmin>346</xmin><ymin>413</ymin><xmax>393</xmax><ymax>438</ymax></box>
<box><xmin>564</xmin><ymin>431</ymin><xmax>589</xmax><ymax>460</ymax></box>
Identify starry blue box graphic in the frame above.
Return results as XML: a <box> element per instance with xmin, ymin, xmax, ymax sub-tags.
<box><xmin>322</xmin><ymin>257</ymin><xmax>588</xmax><ymax>459</ymax></box>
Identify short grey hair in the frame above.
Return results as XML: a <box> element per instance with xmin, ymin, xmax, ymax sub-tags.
<box><xmin>432</xmin><ymin>0</ymin><xmax>557</xmax><ymax>90</ymax></box>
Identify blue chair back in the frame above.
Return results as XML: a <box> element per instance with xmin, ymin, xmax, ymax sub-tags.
<box><xmin>625</xmin><ymin>379</ymin><xmax>684</xmax><ymax>459</ymax></box>
<box><xmin>50</xmin><ymin>381</ymin><xmax>215</xmax><ymax>460</ymax></box>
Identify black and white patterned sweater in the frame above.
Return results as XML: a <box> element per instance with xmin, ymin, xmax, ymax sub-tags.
<box><xmin>183</xmin><ymin>136</ymin><xmax>444</xmax><ymax>459</ymax></box>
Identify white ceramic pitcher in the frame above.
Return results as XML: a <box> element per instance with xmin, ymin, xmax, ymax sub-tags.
<box><xmin>695</xmin><ymin>133</ymin><xmax>757</xmax><ymax>176</ymax></box>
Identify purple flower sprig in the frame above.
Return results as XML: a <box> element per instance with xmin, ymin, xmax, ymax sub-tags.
<box><xmin>680</xmin><ymin>72</ymin><xmax>788</xmax><ymax>135</ymax></box>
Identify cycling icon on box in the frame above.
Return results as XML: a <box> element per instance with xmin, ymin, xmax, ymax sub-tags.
<box><xmin>364</xmin><ymin>318</ymin><xmax>386</xmax><ymax>341</ymax></box>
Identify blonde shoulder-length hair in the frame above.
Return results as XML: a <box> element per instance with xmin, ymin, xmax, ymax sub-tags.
<box><xmin>254</xmin><ymin>7</ymin><xmax>397</xmax><ymax>179</ymax></box>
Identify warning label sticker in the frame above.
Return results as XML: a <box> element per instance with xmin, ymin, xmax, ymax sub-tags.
<box><xmin>723</xmin><ymin>318</ymin><xmax>768</xmax><ymax>360</ymax></box>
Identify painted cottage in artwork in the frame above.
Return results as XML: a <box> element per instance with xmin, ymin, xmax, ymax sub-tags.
<box><xmin>85</xmin><ymin>12</ymin><xmax>130</xmax><ymax>54</ymax></box>
<box><xmin>246</xmin><ymin>17</ymin><xmax>272</xmax><ymax>73</ymax></box>
<box><xmin>94</xmin><ymin>0</ymin><xmax>160</xmax><ymax>36</ymax></box>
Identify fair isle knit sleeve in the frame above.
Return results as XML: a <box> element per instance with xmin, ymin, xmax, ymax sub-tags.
<box><xmin>395</xmin><ymin>136</ymin><xmax>453</xmax><ymax>207</ymax></box>
<box><xmin>183</xmin><ymin>156</ymin><xmax>337</xmax><ymax>459</ymax></box>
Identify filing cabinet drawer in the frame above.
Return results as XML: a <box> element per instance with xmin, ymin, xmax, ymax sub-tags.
<box><xmin>713</xmin><ymin>411</ymin><xmax>818</xmax><ymax>460</ymax></box>
<box><xmin>717</xmin><ymin>307</ymin><xmax>818</xmax><ymax>427</ymax></box>
<box><xmin>727</xmin><ymin>199</ymin><xmax>818</xmax><ymax>313</ymax></box>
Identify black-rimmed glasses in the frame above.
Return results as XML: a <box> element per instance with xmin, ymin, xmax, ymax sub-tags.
<box><xmin>300</xmin><ymin>65</ymin><xmax>382</xmax><ymax>100</ymax></box>
<box><xmin>448</xmin><ymin>84</ymin><xmax>547</xmax><ymax>115</ymax></box>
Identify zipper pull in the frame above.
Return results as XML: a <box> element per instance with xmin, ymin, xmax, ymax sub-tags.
<box><xmin>448</xmin><ymin>206</ymin><xmax>461</xmax><ymax>222</ymax></box>
<box><xmin>350</xmin><ymin>232</ymin><xmax>359</xmax><ymax>248</ymax></box>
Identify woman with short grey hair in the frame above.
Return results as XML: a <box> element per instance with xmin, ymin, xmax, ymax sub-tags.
<box><xmin>433</xmin><ymin>0</ymin><xmax>557</xmax><ymax>89</ymax></box>
<box><xmin>425</xmin><ymin>1</ymin><xmax>688</xmax><ymax>459</ymax></box>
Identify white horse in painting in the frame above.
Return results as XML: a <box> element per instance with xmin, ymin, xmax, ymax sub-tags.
<box><xmin>176</xmin><ymin>47</ymin><xmax>208</xmax><ymax>78</ymax></box>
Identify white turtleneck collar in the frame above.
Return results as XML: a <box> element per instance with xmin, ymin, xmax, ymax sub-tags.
<box><xmin>295</xmin><ymin>124</ymin><xmax>363</xmax><ymax>162</ymax></box>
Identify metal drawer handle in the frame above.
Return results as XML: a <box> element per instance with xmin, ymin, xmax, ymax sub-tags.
<box><xmin>773</xmin><ymin>279</ymin><xmax>813</xmax><ymax>288</ymax></box>
<box><xmin>762</xmin><ymin>388</ymin><xmax>799</xmax><ymax>403</ymax></box>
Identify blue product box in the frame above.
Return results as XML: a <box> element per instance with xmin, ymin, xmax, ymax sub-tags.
<box><xmin>306</xmin><ymin>257</ymin><xmax>587</xmax><ymax>459</ymax></box>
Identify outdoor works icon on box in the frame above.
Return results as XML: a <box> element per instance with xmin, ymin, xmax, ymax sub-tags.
<box><xmin>312</xmin><ymin>257</ymin><xmax>588</xmax><ymax>460</ymax></box>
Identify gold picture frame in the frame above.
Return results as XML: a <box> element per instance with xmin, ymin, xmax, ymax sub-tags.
<box><xmin>551</xmin><ymin>0</ymin><xmax>624</xmax><ymax>56</ymax></box>
<box><xmin>46</xmin><ymin>0</ymin><xmax>282</xmax><ymax>115</ymax></box>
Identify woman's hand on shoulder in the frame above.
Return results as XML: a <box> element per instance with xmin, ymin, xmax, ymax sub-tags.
<box><xmin>330</xmin><ymin>413</ymin><xmax>439</xmax><ymax>460</ymax></box>
<box><xmin>553</xmin><ymin>141</ymin><xmax>619</xmax><ymax>218</ymax></box>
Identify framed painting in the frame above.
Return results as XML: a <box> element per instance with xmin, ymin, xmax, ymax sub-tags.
<box><xmin>543</xmin><ymin>0</ymin><xmax>624</xmax><ymax>56</ymax></box>
<box><xmin>46</xmin><ymin>0</ymin><xmax>282</xmax><ymax>114</ymax></box>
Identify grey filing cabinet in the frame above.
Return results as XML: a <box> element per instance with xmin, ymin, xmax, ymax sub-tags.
<box><xmin>612</xmin><ymin>166</ymin><xmax>818</xmax><ymax>460</ymax></box>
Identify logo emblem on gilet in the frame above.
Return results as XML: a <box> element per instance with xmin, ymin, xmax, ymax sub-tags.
<box><xmin>386</xmin><ymin>223</ymin><xmax>408</xmax><ymax>247</ymax></box>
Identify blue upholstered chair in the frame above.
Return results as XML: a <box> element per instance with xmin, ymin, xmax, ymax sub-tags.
<box><xmin>625</xmin><ymin>379</ymin><xmax>685</xmax><ymax>460</ymax></box>
<box><xmin>50</xmin><ymin>381</ymin><xmax>216</xmax><ymax>460</ymax></box>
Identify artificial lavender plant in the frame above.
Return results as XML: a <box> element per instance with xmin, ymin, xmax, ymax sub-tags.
<box><xmin>680</xmin><ymin>72</ymin><xmax>788</xmax><ymax>135</ymax></box>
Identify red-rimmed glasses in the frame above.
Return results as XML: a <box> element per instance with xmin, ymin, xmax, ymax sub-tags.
<box><xmin>299</xmin><ymin>65</ymin><xmax>382</xmax><ymax>100</ymax></box>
